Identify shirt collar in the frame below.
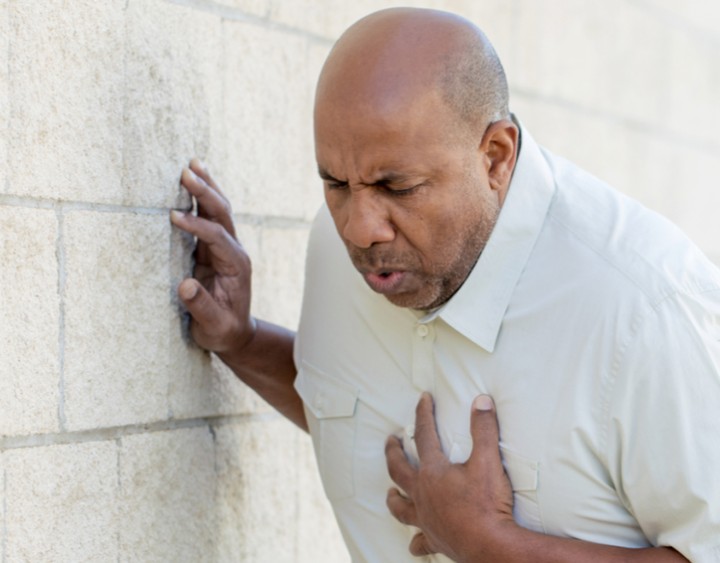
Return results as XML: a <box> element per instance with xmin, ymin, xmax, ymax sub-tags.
<box><xmin>425</xmin><ymin>122</ymin><xmax>556</xmax><ymax>352</ymax></box>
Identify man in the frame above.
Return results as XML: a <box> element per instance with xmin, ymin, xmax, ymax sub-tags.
<box><xmin>170</xmin><ymin>8</ymin><xmax>720</xmax><ymax>562</ymax></box>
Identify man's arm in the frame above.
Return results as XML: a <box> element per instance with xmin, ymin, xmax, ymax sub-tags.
<box><xmin>385</xmin><ymin>394</ymin><xmax>688</xmax><ymax>562</ymax></box>
<box><xmin>170</xmin><ymin>160</ymin><xmax>306</xmax><ymax>430</ymax></box>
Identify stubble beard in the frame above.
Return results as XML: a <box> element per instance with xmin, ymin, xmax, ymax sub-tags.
<box><xmin>416</xmin><ymin>204</ymin><xmax>499</xmax><ymax>310</ymax></box>
<box><xmin>349</xmin><ymin>201</ymin><xmax>500</xmax><ymax>311</ymax></box>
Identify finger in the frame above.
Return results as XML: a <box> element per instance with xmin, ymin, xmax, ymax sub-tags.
<box><xmin>178</xmin><ymin>279</ymin><xmax>230</xmax><ymax>339</ymax></box>
<box><xmin>385</xmin><ymin>435</ymin><xmax>416</xmax><ymax>494</ymax></box>
<box><xmin>171</xmin><ymin>205</ymin><xmax>211</xmax><ymax>267</ymax></box>
<box><xmin>180</xmin><ymin>168</ymin><xmax>236</xmax><ymax>236</ymax></box>
<box><xmin>413</xmin><ymin>392</ymin><xmax>443</xmax><ymax>462</ymax></box>
<box><xmin>180</xmin><ymin>167</ymin><xmax>231</xmax><ymax>216</ymax></box>
<box><xmin>467</xmin><ymin>394</ymin><xmax>502</xmax><ymax>469</ymax></box>
<box><xmin>187</xmin><ymin>159</ymin><xmax>231</xmax><ymax>214</ymax></box>
<box><xmin>386</xmin><ymin>488</ymin><xmax>417</xmax><ymax>526</ymax></box>
<box><xmin>189</xmin><ymin>158</ymin><xmax>223</xmax><ymax>193</ymax></box>
<box><xmin>409</xmin><ymin>532</ymin><xmax>437</xmax><ymax>557</ymax></box>
<box><xmin>170</xmin><ymin>211</ymin><xmax>245</xmax><ymax>272</ymax></box>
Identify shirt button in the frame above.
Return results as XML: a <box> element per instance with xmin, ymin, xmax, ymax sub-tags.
<box><xmin>314</xmin><ymin>393</ymin><xmax>324</xmax><ymax>414</ymax></box>
<box><xmin>416</xmin><ymin>324</ymin><xmax>429</xmax><ymax>337</ymax></box>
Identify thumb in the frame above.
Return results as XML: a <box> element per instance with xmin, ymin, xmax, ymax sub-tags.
<box><xmin>178</xmin><ymin>278</ymin><xmax>225</xmax><ymax>330</ymax></box>
<box><xmin>468</xmin><ymin>395</ymin><xmax>501</xmax><ymax>466</ymax></box>
<box><xmin>408</xmin><ymin>532</ymin><xmax>437</xmax><ymax>557</ymax></box>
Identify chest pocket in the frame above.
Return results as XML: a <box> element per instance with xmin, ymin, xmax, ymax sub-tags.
<box><xmin>449</xmin><ymin>435</ymin><xmax>543</xmax><ymax>533</ymax></box>
<box><xmin>295</xmin><ymin>360</ymin><xmax>359</xmax><ymax>500</ymax></box>
<box><xmin>499</xmin><ymin>444</ymin><xmax>543</xmax><ymax>532</ymax></box>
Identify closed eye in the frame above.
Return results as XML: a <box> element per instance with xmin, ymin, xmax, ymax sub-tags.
<box><xmin>325</xmin><ymin>180</ymin><xmax>348</xmax><ymax>190</ymax></box>
<box><xmin>381</xmin><ymin>182</ymin><xmax>424</xmax><ymax>196</ymax></box>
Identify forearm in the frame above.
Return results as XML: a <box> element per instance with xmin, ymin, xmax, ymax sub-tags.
<box><xmin>468</xmin><ymin>524</ymin><xmax>687</xmax><ymax>563</ymax></box>
<box><xmin>217</xmin><ymin>318</ymin><xmax>307</xmax><ymax>431</ymax></box>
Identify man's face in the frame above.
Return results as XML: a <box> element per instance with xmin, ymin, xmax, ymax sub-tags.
<box><xmin>315</xmin><ymin>90</ymin><xmax>501</xmax><ymax>310</ymax></box>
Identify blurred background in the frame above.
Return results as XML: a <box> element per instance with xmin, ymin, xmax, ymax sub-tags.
<box><xmin>1</xmin><ymin>1</ymin><xmax>718</xmax><ymax>561</ymax></box>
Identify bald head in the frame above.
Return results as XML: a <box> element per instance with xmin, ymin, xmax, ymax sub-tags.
<box><xmin>315</xmin><ymin>8</ymin><xmax>509</xmax><ymax>138</ymax></box>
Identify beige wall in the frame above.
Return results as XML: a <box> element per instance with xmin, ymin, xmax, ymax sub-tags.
<box><xmin>1</xmin><ymin>1</ymin><xmax>718</xmax><ymax>561</ymax></box>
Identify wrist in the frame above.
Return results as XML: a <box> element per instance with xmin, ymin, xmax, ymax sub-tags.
<box><xmin>458</xmin><ymin>517</ymin><xmax>523</xmax><ymax>563</ymax></box>
<box><xmin>216</xmin><ymin>315</ymin><xmax>258</xmax><ymax>360</ymax></box>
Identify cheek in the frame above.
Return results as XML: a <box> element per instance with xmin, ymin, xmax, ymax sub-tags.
<box><xmin>409</xmin><ymin>220</ymin><xmax>467</xmax><ymax>272</ymax></box>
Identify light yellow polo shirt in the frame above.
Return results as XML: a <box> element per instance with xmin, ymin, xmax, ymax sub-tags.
<box><xmin>294</xmin><ymin>126</ymin><xmax>720</xmax><ymax>562</ymax></box>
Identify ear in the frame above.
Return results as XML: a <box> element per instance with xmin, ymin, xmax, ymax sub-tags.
<box><xmin>479</xmin><ymin>119</ymin><xmax>519</xmax><ymax>206</ymax></box>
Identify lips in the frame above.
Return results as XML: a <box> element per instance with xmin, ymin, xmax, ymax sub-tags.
<box><xmin>362</xmin><ymin>270</ymin><xmax>408</xmax><ymax>294</ymax></box>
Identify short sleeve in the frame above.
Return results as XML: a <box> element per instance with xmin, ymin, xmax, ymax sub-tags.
<box><xmin>606</xmin><ymin>289</ymin><xmax>720</xmax><ymax>562</ymax></box>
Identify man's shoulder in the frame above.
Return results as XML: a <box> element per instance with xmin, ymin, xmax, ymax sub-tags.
<box><xmin>539</xmin><ymin>149</ymin><xmax>720</xmax><ymax>305</ymax></box>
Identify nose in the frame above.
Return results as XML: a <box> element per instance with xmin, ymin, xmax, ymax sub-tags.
<box><xmin>341</xmin><ymin>190</ymin><xmax>395</xmax><ymax>249</ymax></box>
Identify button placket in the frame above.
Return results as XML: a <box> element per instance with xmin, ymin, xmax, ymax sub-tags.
<box><xmin>314</xmin><ymin>392</ymin><xmax>325</xmax><ymax>415</ymax></box>
<box><xmin>411</xmin><ymin>322</ymin><xmax>435</xmax><ymax>391</ymax></box>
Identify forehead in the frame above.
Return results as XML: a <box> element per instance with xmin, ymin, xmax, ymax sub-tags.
<box><xmin>314</xmin><ymin>89</ymin><xmax>466</xmax><ymax>178</ymax></box>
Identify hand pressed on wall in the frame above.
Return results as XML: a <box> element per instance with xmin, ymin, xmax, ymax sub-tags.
<box><xmin>170</xmin><ymin>159</ymin><xmax>256</xmax><ymax>355</ymax></box>
<box><xmin>385</xmin><ymin>393</ymin><xmax>516</xmax><ymax>561</ymax></box>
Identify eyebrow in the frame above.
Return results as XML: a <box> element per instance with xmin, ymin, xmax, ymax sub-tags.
<box><xmin>318</xmin><ymin>168</ymin><xmax>340</xmax><ymax>182</ymax></box>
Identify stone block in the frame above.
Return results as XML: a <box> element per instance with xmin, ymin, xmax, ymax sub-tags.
<box><xmin>253</xmin><ymin>223</ymin><xmax>311</xmax><ymax>328</ymax></box>
<box><xmin>511</xmin><ymin>0</ymin><xmax>668</xmax><ymax>126</ymax></box>
<box><xmin>509</xmin><ymin>1</ymin><xmax>719</xmax><ymax>154</ymax></box>
<box><xmin>268</xmin><ymin>0</ymin><xmax>513</xmax><ymax>48</ymax></box>
<box><xmin>296</xmin><ymin>432</ymin><xmax>350</xmax><ymax>562</ymax></box>
<box><xmin>167</xmin><ymin>218</ymin><xmax>311</xmax><ymax>421</ymax></box>
<box><xmin>510</xmin><ymin>96</ymin><xmax>718</xmax><ymax>258</ymax></box>
<box><xmin>0</xmin><ymin>0</ymin><xmax>7</xmax><ymax>194</ymax></box>
<box><xmin>214</xmin><ymin>417</ymin><xmax>300</xmax><ymax>562</ymax></box>
<box><xmin>168</xmin><ymin>219</ymin><xmax>277</xmax><ymax>420</ymax></box>
<box><xmin>212</xmin><ymin>0</ymin><xmax>270</xmax><ymax>18</ymax></box>
<box><xmin>118</xmin><ymin>427</ymin><xmax>217</xmax><ymax>561</ymax></box>
<box><xmin>63</xmin><ymin>211</ymin><xmax>171</xmax><ymax>431</ymax></box>
<box><xmin>268</xmin><ymin>0</ymin><xmax>448</xmax><ymax>39</ymax></box>
<box><xmin>223</xmin><ymin>22</ymin><xmax>321</xmax><ymax>221</ymax></box>
<box><xmin>169</xmin><ymin>351</ymin><xmax>276</xmax><ymax>421</ymax></box>
<box><xmin>510</xmin><ymin>97</ymin><xmax>652</xmax><ymax>202</ymax></box>
<box><xmin>6</xmin><ymin>0</ymin><xmax>125</xmax><ymax>202</ymax></box>
<box><xmin>123</xmin><ymin>0</ymin><xmax>225</xmax><ymax>209</ymax></box>
<box><xmin>648</xmin><ymin>0</ymin><xmax>720</xmax><ymax>37</ymax></box>
<box><xmin>3</xmin><ymin>441</ymin><xmax>119</xmax><ymax>562</ymax></box>
<box><xmin>267</xmin><ymin>0</ymin><xmax>350</xmax><ymax>38</ymax></box>
<box><xmin>0</xmin><ymin>451</ymin><xmax>4</xmax><ymax>550</ymax></box>
<box><xmin>662</xmin><ymin>28</ymin><xmax>720</xmax><ymax>149</ymax></box>
<box><xmin>672</xmin><ymin>150</ymin><xmax>720</xmax><ymax>259</ymax></box>
<box><xmin>450</xmin><ymin>0</ymin><xmax>516</xmax><ymax>66</ymax></box>
<box><xmin>0</xmin><ymin>206</ymin><xmax>59</xmax><ymax>436</ymax></box>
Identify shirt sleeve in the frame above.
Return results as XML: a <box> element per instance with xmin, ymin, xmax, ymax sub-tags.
<box><xmin>605</xmin><ymin>288</ymin><xmax>720</xmax><ymax>562</ymax></box>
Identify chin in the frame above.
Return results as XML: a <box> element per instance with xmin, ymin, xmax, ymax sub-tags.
<box><xmin>384</xmin><ymin>290</ymin><xmax>438</xmax><ymax>311</ymax></box>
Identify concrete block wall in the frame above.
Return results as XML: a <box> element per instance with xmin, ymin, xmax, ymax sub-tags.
<box><xmin>0</xmin><ymin>1</ymin><xmax>718</xmax><ymax>561</ymax></box>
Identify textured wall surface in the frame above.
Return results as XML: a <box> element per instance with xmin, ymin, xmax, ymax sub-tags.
<box><xmin>1</xmin><ymin>1</ymin><xmax>718</xmax><ymax>561</ymax></box>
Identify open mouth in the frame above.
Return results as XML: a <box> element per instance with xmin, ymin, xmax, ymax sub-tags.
<box><xmin>363</xmin><ymin>270</ymin><xmax>407</xmax><ymax>294</ymax></box>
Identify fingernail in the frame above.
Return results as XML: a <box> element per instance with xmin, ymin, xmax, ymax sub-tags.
<box><xmin>170</xmin><ymin>210</ymin><xmax>185</xmax><ymax>222</ymax></box>
<box><xmin>190</xmin><ymin>158</ymin><xmax>207</xmax><ymax>171</ymax></box>
<box><xmin>473</xmin><ymin>395</ymin><xmax>494</xmax><ymax>411</ymax></box>
<box><xmin>180</xmin><ymin>282</ymin><xmax>198</xmax><ymax>300</ymax></box>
